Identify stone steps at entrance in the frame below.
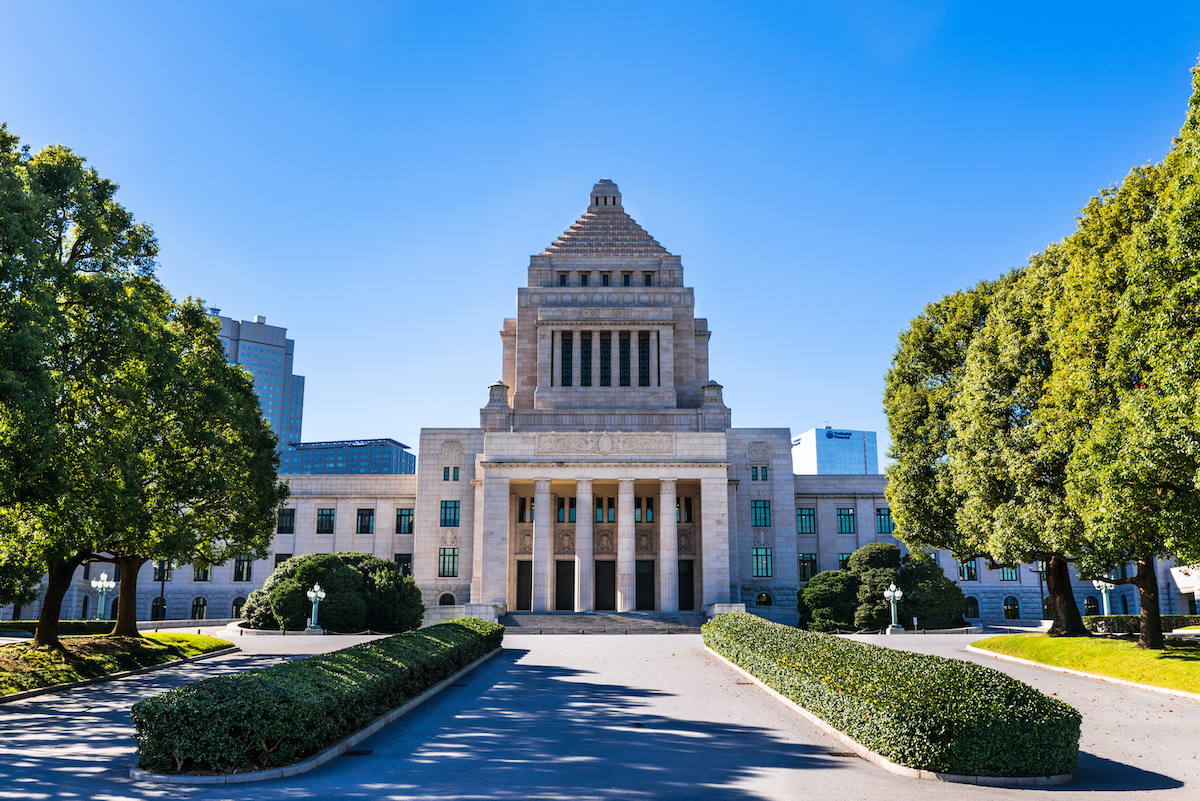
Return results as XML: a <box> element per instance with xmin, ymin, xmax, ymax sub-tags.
<box><xmin>499</xmin><ymin>611</ymin><xmax>706</xmax><ymax>635</ymax></box>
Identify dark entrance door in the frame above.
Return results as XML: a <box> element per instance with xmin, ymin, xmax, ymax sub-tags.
<box><xmin>636</xmin><ymin>560</ymin><xmax>655</xmax><ymax>610</ymax></box>
<box><xmin>516</xmin><ymin>560</ymin><xmax>532</xmax><ymax>611</ymax></box>
<box><xmin>595</xmin><ymin>561</ymin><xmax>616</xmax><ymax>610</ymax></box>
<box><xmin>555</xmin><ymin>560</ymin><xmax>575</xmax><ymax>611</ymax></box>
<box><xmin>678</xmin><ymin>560</ymin><xmax>695</xmax><ymax>611</ymax></box>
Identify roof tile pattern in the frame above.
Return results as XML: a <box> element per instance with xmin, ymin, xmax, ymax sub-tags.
<box><xmin>542</xmin><ymin>208</ymin><xmax>670</xmax><ymax>256</ymax></box>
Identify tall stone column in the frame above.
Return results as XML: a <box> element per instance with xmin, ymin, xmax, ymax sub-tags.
<box><xmin>591</xmin><ymin>330</ymin><xmax>601</xmax><ymax>389</ymax></box>
<box><xmin>478</xmin><ymin>476</ymin><xmax>511</xmax><ymax>607</ymax></box>
<box><xmin>571</xmin><ymin>329</ymin><xmax>581</xmax><ymax>388</ymax></box>
<box><xmin>532</xmin><ymin>478</ymin><xmax>552</xmax><ymax>612</ymax></box>
<box><xmin>659</xmin><ymin>326</ymin><xmax>675</xmax><ymax>394</ymax></box>
<box><xmin>537</xmin><ymin>328</ymin><xmax>551</xmax><ymax>394</ymax></box>
<box><xmin>658</xmin><ymin>478</ymin><xmax>678</xmax><ymax>612</ymax></box>
<box><xmin>470</xmin><ymin>478</ymin><xmax>484</xmax><ymax>603</ymax></box>
<box><xmin>551</xmin><ymin>331</ymin><xmax>561</xmax><ymax>389</ymax></box>
<box><xmin>700</xmin><ymin>476</ymin><xmax>731</xmax><ymax>610</ymax></box>
<box><xmin>616</xmin><ymin>478</ymin><xmax>636</xmax><ymax>612</ymax></box>
<box><xmin>649</xmin><ymin>330</ymin><xmax>659</xmax><ymax>387</ymax></box>
<box><xmin>575</xmin><ymin>478</ymin><xmax>594</xmax><ymax>611</ymax></box>
<box><xmin>610</xmin><ymin>330</ymin><xmax>621</xmax><ymax>388</ymax></box>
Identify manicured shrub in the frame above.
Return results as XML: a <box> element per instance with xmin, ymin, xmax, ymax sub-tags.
<box><xmin>1083</xmin><ymin>614</ymin><xmax>1200</xmax><ymax>634</ymax></box>
<box><xmin>798</xmin><ymin>570</ymin><xmax>858</xmax><ymax>631</ymax></box>
<box><xmin>131</xmin><ymin>618</ymin><xmax>503</xmax><ymax>773</ymax></box>
<box><xmin>0</xmin><ymin>621</ymin><xmax>115</xmax><ymax>636</ymax></box>
<box><xmin>240</xmin><ymin>552</ymin><xmax>424</xmax><ymax>633</ymax></box>
<box><xmin>703</xmin><ymin>612</ymin><xmax>1080</xmax><ymax>777</ymax></box>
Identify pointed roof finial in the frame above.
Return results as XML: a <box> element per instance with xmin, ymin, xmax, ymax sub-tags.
<box><xmin>589</xmin><ymin>179</ymin><xmax>622</xmax><ymax>211</ymax></box>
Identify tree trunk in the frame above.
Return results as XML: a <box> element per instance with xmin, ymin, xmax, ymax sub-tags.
<box><xmin>1045</xmin><ymin>553</ymin><xmax>1090</xmax><ymax>637</ymax></box>
<box><xmin>1131</xmin><ymin>557</ymin><xmax>1164</xmax><ymax>650</ymax></box>
<box><xmin>31</xmin><ymin>553</ymin><xmax>88</xmax><ymax>649</ymax></box>
<box><xmin>108</xmin><ymin>556</ymin><xmax>148</xmax><ymax>638</ymax></box>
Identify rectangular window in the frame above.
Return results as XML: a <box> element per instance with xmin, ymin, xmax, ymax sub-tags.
<box><xmin>623</xmin><ymin>273</ymin><xmax>631</xmax><ymax>286</ymax></box>
<box><xmin>644</xmin><ymin>273</ymin><xmax>652</xmax><ymax>286</ymax></box>
<box><xmin>557</xmin><ymin>496</ymin><xmax>566</xmax><ymax>523</ymax></box>
<box><xmin>838</xmin><ymin>553</ymin><xmax>852</xmax><ymax>571</ymax></box>
<box><xmin>233</xmin><ymin>555</ymin><xmax>253</xmax><ymax>582</ymax></box>
<box><xmin>519</xmin><ymin>497</ymin><xmax>528</xmax><ymax>523</ymax></box>
<box><xmin>453</xmin><ymin>466</ymin><xmax>459</xmax><ymax>481</ymax></box>
<box><xmin>684</xmin><ymin>496</ymin><xmax>693</xmax><ymax>523</ymax></box>
<box><xmin>608</xmin><ymin>497</ymin><xmax>616</xmax><ymax>523</ymax></box>
<box><xmin>274</xmin><ymin>553</ymin><xmax>292</xmax><ymax>568</ymax></box>
<box><xmin>638</xmin><ymin>333</ymin><xmax>650</xmax><ymax>386</ymax></box>
<box><xmin>276</xmin><ymin>508</ymin><xmax>295</xmax><ymax>534</ymax></box>
<box><xmin>797</xmin><ymin>508</ymin><xmax>815</xmax><ymax>534</ymax></box>
<box><xmin>316</xmin><ymin>508</ymin><xmax>335</xmax><ymax>534</ymax></box>
<box><xmin>599</xmin><ymin>334</ymin><xmax>612</xmax><ymax>386</ymax></box>
<box><xmin>761</xmin><ymin>466</ymin><xmax>768</xmax><ymax>481</ymax></box>
<box><xmin>394</xmin><ymin>553</ymin><xmax>412</xmax><ymax>576</ymax></box>
<box><xmin>595</xmin><ymin>497</ymin><xmax>604</xmax><ymax>522</ymax></box>
<box><xmin>580</xmin><ymin>333</ymin><xmax>592</xmax><ymax>386</ymax></box>
<box><xmin>645</xmin><ymin>497</ymin><xmax>653</xmax><ymax>523</ymax></box>
<box><xmin>601</xmin><ymin>273</ymin><xmax>610</xmax><ymax>287</ymax></box>
<box><xmin>1000</xmin><ymin>566</ymin><xmax>1018</xmax><ymax>581</ymax></box>
<box><xmin>753</xmin><ymin>547</ymin><xmax>773</xmax><ymax>578</ymax></box>
<box><xmin>193</xmin><ymin>564</ymin><xmax>211</xmax><ymax>582</ymax></box>
<box><xmin>750</xmin><ymin>466</ymin><xmax>758</xmax><ymax>481</ymax></box>
<box><xmin>153</xmin><ymin>560</ymin><xmax>172</xmax><ymax>582</ymax></box>
<box><xmin>619</xmin><ymin>335</ymin><xmax>631</xmax><ymax>386</ymax></box>
<box><xmin>569</xmin><ymin>497</ymin><xmax>576</xmax><ymax>523</ymax></box>
<box><xmin>959</xmin><ymin>558</ymin><xmax>978</xmax><ymax>582</ymax></box>
<box><xmin>634</xmin><ymin>499</ymin><xmax>642</xmax><ymax>523</ymax></box>
<box><xmin>558</xmin><ymin>273</ymin><xmax>566</xmax><ymax>286</ymax></box>
<box><xmin>751</xmin><ymin>500</ymin><xmax>771</xmax><ymax>527</ymax></box>
<box><xmin>83</xmin><ymin>562</ymin><xmax>90</xmax><ymax>580</ymax></box>
<box><xmin>580</xmin><ymin>273</ymin><xmax>589</xmax><ymax>287</ymax></box>
<box><xmin>876</xmin><ymin>508</ymin><xmax>894</xmax><ymax>534</ymax></box>
<box><xmin>798</xmin><ymin>553</ymin><xmax>818</xmax><ymax>581</ymax></box>
<box><xmin>438</xmin><ymin>547</ymin><xmax>459</xmax><ymax>577</ymax></box>
<box><xmin>356</xmin><ymin>508</ymin><xmax>375</xmax><ymax>534</ymax></box>
<box><xmin>440</xmin><ymin>500</ymin><xmax>460</xmax><ymax>527</ymax></box>
<box><xmin>837</xmin><ymin>508</ymin><xmax>855</xmax><ymax>534</ymax></box>
<box><xmin>396</xmin><ymin>508</ymin><xmax>413</xmax><ymax>534</ymax></box>
<box><xmin>443</xmin><ymin>466</ymin><xmax>450</xmax><ymax>481</ymax></box>
<box><xmin>561</xmin><ymin>332</ymin><xmax>573</xmax><ymax>386</ymax></box>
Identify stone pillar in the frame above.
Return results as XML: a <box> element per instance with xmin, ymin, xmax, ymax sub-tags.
<box><xmin>479</xmin><ymin>476</ymin><xmax>511</xmax><ymax>607</ymax></box>
<box><xmin>591</xmin><ymin>330</ymin><xmax>601</xmax><ymax>389</ymax></box>
<box><xmin>649</xmin><ymin>330</ymin><xmax>659</xmax><ymax>387</ymax></box>
<box><xmin>551</xmin><ymin>331</ymin><xmax>561</xmax><ymax>389</ymax></box>
<box><xmin>616</xmin><ymin>478</ymin><xmax>636</xmax><ymax>612</ymax></box>
<box><xmin>658</xmin><ymin>478</ymin><xmax>678</xmax><ymax>612</ymax></box>
<box><xmin>610</xmin><ymin>330</ymin><xmax>620</xmax><ymax>389</ymax></box>
<box><xmin>700</xmin><ymin>476</ymin><xmax>731</xmax><ymax>609</ymax></box>
<box><xmin>659</xmin><ymin>326</ymin><xmax>675</xmax><ymax>393</ymax></box>
<box><xmin>571</xmin><ymin>329</ymin><xmax>581</xmax><ymax>388</ymax></box>
<box><xmin>470</xmin><ymin>479</ymin><xmax>484</xmax><ymax>603</ymax></box>
<box><xmin>575</xmin><ymin>478</ymin><xmax>594</xmax><ymax>611</ymax></box>
<box><xmin>537</xmin><ymin>327</ymin><xmax>551</xmax><ymax>393</ymax></box>
<box><xmin>532</xmin><ymin>478</ymin><xmax>552</xmax><ymax>612</ymax></box>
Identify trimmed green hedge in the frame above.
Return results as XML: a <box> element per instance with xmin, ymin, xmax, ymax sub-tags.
<box><xmin>0</xmin><ymin>621</ymin><xmax>114</xmax><ymax>636</ymax></box>
<box><xmin>131</xmin><ymin>618</ymin><xmax>503</xmax><ymax>774</ymax></box>
<box><xmin>703</xmin><ymin>613</ymin><xmax>1080</xmax><ymax>777</ymax></box>
<box><xmin>1083</xmin><ymin>614</ymin><xmax>1200</xmax><ymax>634</ymax></box>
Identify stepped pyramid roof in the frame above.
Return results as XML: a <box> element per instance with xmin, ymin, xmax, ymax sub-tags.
<box><xmin>542</xmin><ymin>180</ymin><xmax>670</xmax><ymax>256</ymax></box>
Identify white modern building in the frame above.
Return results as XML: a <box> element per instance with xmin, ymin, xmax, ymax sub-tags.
<box><xmin>792</xmin><ymin>427</ymin><xmax>879</xmax><ymax>475</ymax></box>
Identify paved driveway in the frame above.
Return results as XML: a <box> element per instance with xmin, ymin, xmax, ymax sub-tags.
<box><xmin>0</xmin><ymin>632</ymin><xmax>1194</xmax><ymax>800</ymax></box>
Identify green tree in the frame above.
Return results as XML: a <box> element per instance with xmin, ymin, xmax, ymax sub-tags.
<box><xmin>797</xmin><ymin>570</ymin><xmax>858</xmax><ymax>632</ymax></box>
<box><xmin>847</xmin><ymin>543</ymin><xmax>901</xmax><ymax>630</ymax></box>
<box><xmin>898</xmin><ymin>551</ymin><xmax>966</xmax><ymax>629</ymax></box>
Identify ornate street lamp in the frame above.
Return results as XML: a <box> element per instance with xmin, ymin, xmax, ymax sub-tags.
<box><xmin>90</xmin><ymin>571</ymin><xmax>116</xmax><ymax>621</ymax></box>
<box><xmin>884</xmin><ymin>582</ymin><xmax>904</xmax><ymax>634</ymax></box>
<box><xmin>1092</xmin><ymin>579</ymin><xmax>1113</xmax><ymax>616</ymax></box>
<box><xmin>306</xmin><ymin>583</ymin><xmax>327</xmax><ymax>631</ymax></box>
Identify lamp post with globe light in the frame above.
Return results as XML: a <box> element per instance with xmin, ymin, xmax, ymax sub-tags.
<box><xmin>1092</xmin><ymin>579</ymin><xmax>1113</xmax><ymax>616</ymax></box>
<box><xmin>306</xmin><ymin>583</ymin><xmax>326</xmax><ymax>632</ymax></box>
<box><xmin>90</xmin><ymin>571</ymin><xmax>116</xmax><ymax>621</ymax></box>
<box><xmin>884</xmin><ymin>583</ymin><xmax>904</xmax><ymax>635</ymax></box>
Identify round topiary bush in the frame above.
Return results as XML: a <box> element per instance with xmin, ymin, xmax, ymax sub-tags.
<box><xmin>240</xmin><ymin>552</ymin><xmax>424</xmax><ymax>633</ymax></box>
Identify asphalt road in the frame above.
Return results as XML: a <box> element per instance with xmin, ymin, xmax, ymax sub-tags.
<box><xmin>0</xmin><ymin>629</ymin><xmax>1194</xmax><ymax>800</ymax></box>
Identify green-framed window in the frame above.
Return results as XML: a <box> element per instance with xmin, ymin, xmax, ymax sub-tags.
<box><xmin>440</xmin><ymin>500</ymin><xmax>460</xmax><ymax>527</ymax></box>
<box><xmin>796</xmin><ymin>508</ymin><xmax>815</xmax><ymax>534</ymax></box>
<box><xmin>753</xmin><ymin>547</ymin><xmax>772</xmax><ymax>577</ymax></box>
<box><xmin>751</xmin><ymin>500</ymin><xmax>771</xmax><ymax>527</ymax></box>
<box><xmin>836</xmin><ymin>508</ymin><xmax>855</xmax><ymax>534</ymax></box>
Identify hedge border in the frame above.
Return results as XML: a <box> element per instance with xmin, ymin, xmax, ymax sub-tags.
<box><xmin>966</xmin><ymin>644</ymin><xmax>1200</xmax><ymax>702</ymax></box>
<box><xmin>129</xmin><ymin>647</ymin><xmax>501</xmax><ymax>785</ymax></box>
<box><xmin>0</xmin><ymin>646</ymin><xmax>238</xmax><ymax>704</ymax></box>
<box><xmin>707</xmin><ymin>646</ymin><xmax>1071</xmax><ymax>787</ymax></box>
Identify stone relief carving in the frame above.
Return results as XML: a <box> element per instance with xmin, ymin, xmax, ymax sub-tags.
<box><xmin>556</xmin><ymin>529</ymin><xmax>575</xmax><ymax>554</ymax></box>
<box><xmin>536</xmin><ymin>431</ymin><xmax>675</xmax><ymax>457</ymax></box>
<box><xmin>581</xmin><ymin>307</ymin><xmax>631</xmax><ymax>319</ymax></box>
<box><xmin>748</xmin><ymin>441</ymin><xmax>769</xmax><ymax>460</ymax></box>
<box><xmin>441</xmin><ymin>440</ymin><xmax>462</xmax><ymax>461</ymax></box>
<box><xmin>516</xmin><ymin>527</ymin><xmax>533</xmax><ymax>554</ymax></box>
<box><xmin>440</xmin><ymin>531</ymin><xmax>459</xmax><ymax>547</ymax></box>
<box><xmin>678</xmin><ymin>531</ymin><xmax>695</xmax><ymax>554</ymax></box>
<box><xmin>595</xmin><ymin>528</ymin><xmax>615</xmax><ymax>554</ymax></box>
<box><xmin>753</xmin><ymin>530</ymin><xmax>770</xmax><ymax>547</ymax></box>
<box><xmin>635</xmin><ymin>531</ymin><xmax>654</xmax><ymax>554</ymax></box>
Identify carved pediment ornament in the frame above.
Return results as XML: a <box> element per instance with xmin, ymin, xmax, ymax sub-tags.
<box><xmin>636</xmin><ymin>532</ymin><xmax>654</xmax><ymax>554</ymax></box>
<box><xmin>536</xmin><ymin>431</ymin><xmax>675</xmax><ymax>457</ymax></box>
<box><xmin>748</xmin><ymin>441</ymin><xmax>769</xmax><ymax>460</ymax></box>
<box><xmin>596</xmin><ymin>531</ymin><xmax>615</xmax><ymax>554</ymax></box>
<box><xmin>678</xmin><ymin>532</ymin><xmax>695</xmax><ymax>554</ymax></box>
<box><xmin>441</xmin><ymin>531</ymin><xmax>459</xmax><ymax>547</ymax></box>
<box><xmin>441</xmin><ymin>440</ymin><xmax>462</xmax><ymax>461</ymax></box>
<box><xmin>557</xmin><ymin>530</ymin><xmax>575</xmax><ymax>554</ymax></box>
<box><xmin>753</xmin><ymin>530</ymin><xmax>770</xmax><ymax>547</ymax></box>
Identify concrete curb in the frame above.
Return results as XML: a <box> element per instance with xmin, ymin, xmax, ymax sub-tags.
<box><xmin>966</xmin><ymin>644</ymin><xmax>1200</xmax><ymax>701</ymax></box>
<box><xmin>704</xmin><ymin>645</ymin><xmax>1072</xmax><ymax>787</ymax></box>
<box><xmin>129</xmin><ymin>646</ymin><xmax>502</xmax><ymax>785</ymax></box>
<box><xmin>0</xmin><ymin>645</ymin><xmax>239</xmax><ymax>704</ymax></box>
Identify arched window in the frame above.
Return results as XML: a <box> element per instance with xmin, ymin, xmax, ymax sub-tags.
<box><xmin>232</xmin><ymin>597</ymin><xmax>247</xmax><ymax>618</ymax></box>
<box><xmin>755</xmin><ymin>592</ymin><xmax>772</xmax><ymax>606</ymax></box>
<box><xmin>1121</xmin><ymin>594</ymin><xmax>1130</xmax><ymax>615</ymax></box>
<box><xmin>191</xmin><ymin>597</ymin><xmax>207</xmax><ymax>620</ymax></box>
<box><xmin>964</xmin><ymin>597</ymin><xmax>979</xmax><ymax>618</ymax></box>
<box><xmin>81</xmin><ymin>596</ymin><xmax>90</xmax><ymax>619</ymax></box>
<box><xmin>439</xmin><ymin>593</ymin><xmax>456</xmax><ymax>606</ymax></box>
<box><xmin>1003</xmin><ymin>596</ymin><xmax>1020</xmax><ymax>620</ymax></box>
<box><xmin>1084</xmin><ymin>596</ymin><xmax>1099</xmax><ymax>616</ymax></box>
<box><xmin>151</xmin><ymin>596</ymin><xmax>167</xmax><ymax>621</ymax></box>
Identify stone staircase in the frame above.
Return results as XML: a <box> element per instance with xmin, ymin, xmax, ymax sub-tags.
<box><xmin>499</xmin><ymin>611</ymin><xmax>706</xmax><ymax>635</ymax></box>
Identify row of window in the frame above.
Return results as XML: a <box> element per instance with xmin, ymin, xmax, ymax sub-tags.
<box><xmin>958</xmin><ymin>559</ymin><xmax>1021</xmax><ymax>582</ymax></box>
<box><xmin>443</xmin><ymin>467</ymin><xmax>459</xmax><ymax>481</ymax></box>
<box><xmin>152</xmin><ymin>556</ymin><xmax>254</xmax><ymax>583</ymax></box>
<box><xmin>278</xmin><ymin>507</ymin><xmax>415</xmax><ymax>535</ymax></box>
<box><xmin>555</xmin><ymin>331</ymin><xmax>654</xmax><ymax>388</ymax></box>
<box><xmin>514</xmin><ymin>496</ymin><xmax>696</xmax><ymax>524</ymax></box>
<box><xmin>557</xmin><ymin>272</ymin><xmax>653</xmax><ymax>287</ymax></box>
<box><xmin>794</xmin><ymin>507</ymin><xmax>894</xmax><ymax>535</ymax></box>
<box><xmin>749</xmin><ymin>465</ymin><xmax>768</xmax><ymax>481</ymax></box>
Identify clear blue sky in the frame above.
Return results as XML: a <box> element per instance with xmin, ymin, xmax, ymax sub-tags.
<box><xmin>4</xmin><ymin>2</ymin><xmax>1200</xmax><ymax>460</ymax></box>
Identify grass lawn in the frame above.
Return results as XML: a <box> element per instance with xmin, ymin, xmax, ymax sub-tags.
<box><xmin>0</xmin><ymin>633</ymin><xmax>232</xmax><ymax>696</ymax></box>
<box><xmin>975</xmin><ymin>633</ymin><xmax>1200</xmax><ymax>694</ymax></box>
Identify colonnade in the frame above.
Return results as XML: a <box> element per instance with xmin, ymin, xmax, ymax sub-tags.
<box><xmin>539</xmin><ymin>327</ymin><xmax>674</xmax><ymax>390</ymax></box>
